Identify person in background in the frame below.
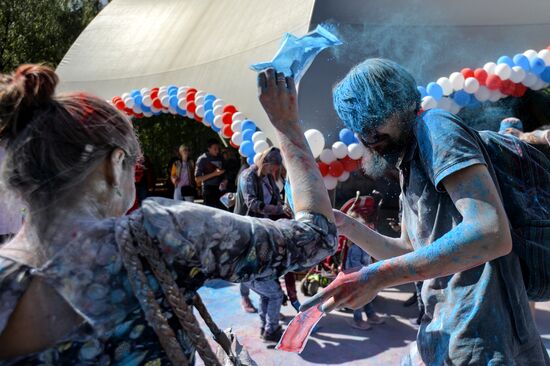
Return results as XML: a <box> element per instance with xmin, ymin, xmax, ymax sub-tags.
<box><xmin>222</xmin><ymin>148</ymin><xmax>240</xmax><ymax>193</ymax></box>
<box><xmin>170</xmin><ymin>144</ymin><xmax>196</xmax><ymax>202</ymax></box>
<box><xmin>500</xmin><ymin>117</ymin><xmax>550</xmax><ymax>158</ymax></box>
<box><xmin>234</xmin><ymin>147</ymin><xmax>291</xmax><ymax>342</ymax></box>
<box><xmin>195</xmin><ymin>139</ymin><xmax>226</xmax><ymax>209</ymax></box>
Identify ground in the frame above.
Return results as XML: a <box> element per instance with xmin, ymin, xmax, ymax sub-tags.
<box><xmin>195</xmin><ymin>280</ymin><xmax>550</xmax><ymax>365</ymax></box>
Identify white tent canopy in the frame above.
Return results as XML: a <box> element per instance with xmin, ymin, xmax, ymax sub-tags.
<box><xmin>57</xmin><ymin>0</ymin><xmax>550</xmax><ymax>143</ymax></box>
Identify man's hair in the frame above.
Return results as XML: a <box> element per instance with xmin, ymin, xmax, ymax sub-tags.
<box><xmin>206</xmin><ymin>138</ymin><xmax>220</xmax><ymax>149</ymax></box>
<box><xmin>333</xmin><ymin>58</ymin><xmax>420</xmax><ymax>134</ymax></box>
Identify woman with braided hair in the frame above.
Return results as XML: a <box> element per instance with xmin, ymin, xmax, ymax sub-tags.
<box><xmin>0</xmin><ymin>65</ymin><xmax>335</xmax><ymax>365</ymax></box>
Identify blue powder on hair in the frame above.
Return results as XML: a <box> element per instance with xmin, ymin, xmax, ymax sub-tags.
<box><xmin>332</xmin><ymin>58</ymin><xmax>420</xmax><ymax>134</ymax></box>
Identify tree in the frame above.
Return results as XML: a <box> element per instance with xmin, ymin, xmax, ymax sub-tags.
<box><xmin>0</xmin><ymin>0</ymin><xmax>105</xmax><ymax>71</ymax></box>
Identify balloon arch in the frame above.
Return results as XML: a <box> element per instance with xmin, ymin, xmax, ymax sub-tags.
<box><xmin>110</xmin><ymin>45</ymin><xmax>550</xmax><ymax>190</ymax></box>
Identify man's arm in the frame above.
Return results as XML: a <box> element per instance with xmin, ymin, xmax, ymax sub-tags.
<box><xmin>334</xmin><ymin>209</ymin><xmax>412</xmax><ymax>259</ymax></box>
<box><xmin>194</xmin><ymin>158</ymin><xmax>224</xmax><ymax>186</ymax></box>
<box><xmin>302</xmin><ymin>164</ymin><xmax>513</xmax><ymax>312</ymax></box>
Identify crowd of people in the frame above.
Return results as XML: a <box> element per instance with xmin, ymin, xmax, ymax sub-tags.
<box><xmin>0</xmin><ymin>56</ymin><xmax>549</xmax><ymax>366</ymax></box>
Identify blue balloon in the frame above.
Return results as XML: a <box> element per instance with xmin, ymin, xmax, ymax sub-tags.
<box><xmin>169</xmin><ymin>96</ymin><xmax>178</xmax><ymax>109</ymax></box>
<box><xmin>247</xmin><ymin>156</ymin><xmax>255</xmax><ymax>165</ymax></box>
<box><xmin>168</xmin><ymin>86</ymin><xmax>178</xmax><ymax>95</ymax></box>
<box><xmin>417</xmin><ymin>85</ymin><xmax>427</xmax><ymax>99</ymax></box>
<box><xmin>204</xmin><ymin>110</ymin><xmax>215</xmax><ymax>124</ymax></box>
<box><xmin>241</xmin><ymin>120</ymin><xmax>257</xmax><ymax>132</ymax></box>
<box><xmin>530</xmin><ymin>57</ymin><xmax>546</xmax><ymax>74</ymax></box>
<box><xmin>141</xmin><ymin>104</ymin><xmax>151</xmax><ymax>113</ymax></box>
<box><xmin>204</xmin><ymin>94</ymin><xmax>216</xmax><ymax>102</ymax></box>
<box><xmin>133</xmin><ymin>95</ymin><xmax>143</xmax><ymax>107</ymax></box>
<box><xmin>453</xmin><ymin>90</ymin><xmax>471</xmax><ymax>107</ymax></box>
<box><xmin>204</xmin><ymin>100</ymin><xmax>214</xmax><ymax>111</ymax></box>
<box><xmin>130</xmin><ymin>89</ymin><xmax>141</xmax><ymax>97</ymax></box>
<box><xmin>241</xmin><ymin>141</ymin><xmax>254</xmax><ymax>156</ymax></box>
<box><xmin>540</xmin><ymin>67</ymin><xmax>550</xmax><ymax>83</ymax></box>
<box><xmin>242</xmin><ymin>129</ymin><xmax>254</xmax><ymax>141</ymax></box>
<box><xmin>427</xmin><ymin>82</ymin><xmax>443</xmax><ymax>101</ymax></box>
<box><xmin>339</xmin><ymin>128</ymin><xmax>357</xmax><ymax>145</ymax></box>
<box><xmin>497</xmin><ymin>55</ymin><xmax>514</xmax><ymax>67</ymax></box>
<box><xmin>176</xmin><ymin>106</ymin><xmax>187</xmax><ymax>116</ymax></box>
<box><xmin>212</xmin><ymin>125</ymin><xmax>221</xmax><ymax>133</ymax></box>
<box><xmin>513</xmin><ymin>54</ymin><xmax>530</xmax><ymax>71</ymax></box>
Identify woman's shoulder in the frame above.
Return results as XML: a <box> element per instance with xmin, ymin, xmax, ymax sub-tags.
<box><xmin>0</xmin><ymin>256</ymin><xmax>32</xmax><ymax>334</ymax></box>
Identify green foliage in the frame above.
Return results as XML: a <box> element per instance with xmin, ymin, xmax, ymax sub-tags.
<box><xmin>0</xmin><ymin>0</ymin><xmax>105</xmax><ymax>72</ymax></box>
<box><xmin>133</xmin><ymin>114</ymin><xmax>227</xmax><ymax>178</ymax></box>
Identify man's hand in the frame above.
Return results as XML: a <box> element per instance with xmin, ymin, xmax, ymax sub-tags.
<box><xmin>213</xmin><ymin>168</ymin><xmax>225</xmax><ymax>177</ymax></box>
<box><xmin>257</xmin><ymin>68</ymin><xmax>299</xmax><ymax>131</ymax></box>
<box><xmin>300</xmin><ymin>266</ymin><xmax>384</xmax><ymax>313</ymax></box>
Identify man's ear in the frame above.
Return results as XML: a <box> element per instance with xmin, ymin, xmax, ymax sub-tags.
<box><xmin>104</xmin><ymin>148</ymin><xmax>126</xmax><ymax>187</ymax></box>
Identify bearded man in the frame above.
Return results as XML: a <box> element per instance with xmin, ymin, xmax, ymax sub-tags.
<box><xmin>301</xmin><ymin>59</ymin><xmax>550</xmax><ymax>365</ymax></box>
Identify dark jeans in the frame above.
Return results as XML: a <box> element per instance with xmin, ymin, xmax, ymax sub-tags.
<box><xmin>202</xmin><ymin>186</ymin><xmax>224</xmax><ymax>210</ymax></box>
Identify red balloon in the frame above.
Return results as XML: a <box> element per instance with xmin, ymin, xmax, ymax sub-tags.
<box><xmin>342</xmin><ymin>157</ymin><xmax>360</xmax><ymax>172</ymax></box>
<box><xmin>500</xmin><ymin>79</ymin><xmax>515</xmax><ymax>95</ymax></box>
<box><xmin>195</xmin><ymin>114</ymin><xmax>203</xmax><ymax>123</ymax></box>
<box><xmin>115</xmin><ymin>100</ymin><xmax>125</xmax><ymax>110</ymax></box>
<box><xmin>151</xmin><ymin>88</ymin><xmax>159</xmax><ymax>100</ymax></box>
<box><xmin>112</xmin><ymin>96</ymin><xmax>122</xmax><ymax>104</ymax></box>
<box><xmin>152</xmin><ymin>98</ymin><xmax>163</xmax><ymax>109</ymax></box>
<box><xmin>461</xmin><ymin>68</ymin><xmax>475</xmax><ymax>79</ymax></box>
<box><xmin>186</xmin><ymin>93</ymin><xmax>196</xmax><ymax>102</ymax></box>
<box><xmin>222</xmin><ymin>112</ymin><xmax>234</xmax><ymax>125</ymax></box>
<box><xmin>329</xmin><ymin>160</ymin><xmax>344</xmax><ymax>177</ymax></box>
<box><xmin>318</xmin><ymin>161</ymin><xmax>329</xmax><ymax>177</ymax></box>
<box><xmin>223</xmin><ymin>105</ymin><xmax>237</xmax><ymax>114</ymax></box>
<box><xmin>186</xmin><ymin>88</ymin><xmax>197</xmax><ymax>95</ymax></box>
<box><xmin>514</xmin><ymin>83</ymin><xmax>527</xmax><ymax>97</ymax></box>
<box><xmin>230</xmin><ymin>141</ymin><xmax>239</xmax><ymax>149</ymax></box>
<box><xmin>474</xmin><ymin>68</ymin><xmax>488</xmax><ymax>85</ymax></box>
<box><xmin>486</xmin><ymin>74</ymin><xmax>502</xmax><ymax>90</ymax></box>
<box><xmin>222</xmin><ymin>124</ymin><xmax>234</xmax><ymax>138</ymax></box>
<box><xmin>187</xmin><ymin>102</ymin><xmax>196</xmax><ymax>114</ymax></box>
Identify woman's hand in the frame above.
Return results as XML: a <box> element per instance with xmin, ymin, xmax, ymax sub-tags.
<box><xmin>299</xmin><ymin>266</ymin><xmax>384</xmax><ymax>313</ymax></box>
<box><xmin>257</xmin><ymin>68</ymin><xmax>299</xmax><ymax>132</ymax></box>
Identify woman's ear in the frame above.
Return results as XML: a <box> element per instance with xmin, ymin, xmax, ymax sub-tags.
<box><xmin>105</xmin><ymin>148</ymin><xmax>126</xmax><ymax>187</ymax></box>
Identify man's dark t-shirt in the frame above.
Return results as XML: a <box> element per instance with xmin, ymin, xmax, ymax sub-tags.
<box><xmin>399</xmin><ymin>109</ymin><xmax>549</xmax><ymax>365</ymax></box>
<box><xmin>195</xmin><ymin>153</ymin><xmax>224</xmax><ymax>187</ymax></box>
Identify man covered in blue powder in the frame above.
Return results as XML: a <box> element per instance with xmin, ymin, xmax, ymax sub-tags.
<box><xmin>300</xmin><ymin>59</ymin><xmax>550</xmax><ymax>365</ymax></box>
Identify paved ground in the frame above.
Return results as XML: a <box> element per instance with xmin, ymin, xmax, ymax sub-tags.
<box><xmin>196</xmin><ymin>280</ymin><xmax>550</xmax><ymax>365</ymax></box>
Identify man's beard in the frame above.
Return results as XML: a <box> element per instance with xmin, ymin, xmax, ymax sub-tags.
<box><xmin>361</xmin><ymin>148</ymin><xmax>400</xmax><ymax>179</ymax></box>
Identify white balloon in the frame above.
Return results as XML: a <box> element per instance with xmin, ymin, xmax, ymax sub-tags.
<box><xmin>213</xmin><ymin>105</ymin><xmax>224</xmax><ymax>116</ymax></box>
<box><xmin>201</xmin><ymin>118</ymin><xmax>210</xmax><ymax>127</ymax></box>
<box><xmin>522</xmin><ymin>72</ymin><xmax>538</xmax><ymax>87</ymax></box>
<box><xmin>142</xmin><ymin>95</ymin><xmax>153</xmax><ymax>107</ymax></box>
<box><xmin>232</xmin><ymin>112</ymin><xmax>245</xmax><ymax>123</ymax></box>
<box><xmin>168</xmin><ymin>107</ymin><xmax>178</xmax><ymax>115</ymax></box>
<box><xmin>337</xmin><ymin>171</ymin><xmax>350</xmax><ymax>182</ymax></box>
<box><xmin>474</xmin><ymin>86</ymin><xmax>490</xmax><ymax>102</ymax></box>
<box><xmin>132</xmin><ymin>105</ymin><xmax>142</xmax><ymax>114</ymax></box>
<box><xmin>195</xmin><ymin>105</ymin><xmax>205</xmax><ymax>118</ymax></box>
<box><xmin>348</xmin><ymin>143</ymin><xmax>365</xmax><ymax>160</ymax></box>
<box><xmin>437</xmin><ymin>97</ymin><xmax>451</xmax><ymax>111</ymax></box>
<box><xmin>194</xmin><ymin>96</ymin><xmax>205</xmax><ymax>106</ymax></box>
<box><xmin>253</xmin><ymin>153</ymin><xmax>261</xmax><ymax>165</ymax></box>
<box><xmin>231</xmin><ymin>132</ymin><xmax>243</xmax><ymax>145</ymax></box>
<box><xmin>231</xmin><ymin>120</ymin><xmax>243</xmax><ymax>133</ymax></box>
<box><xmin>213</xmin><ymin>115</ymin><xmax>224</xmax><ymax>129</ymax></box>
<box><xmin>150</xmin><ymin>106</ymin><xmax>160</xmax><ymax>113</ymax></box>
<box><xmin>252</xmin><ymin>131</ymin><xmax>266</xmax><ymax>143</ymax></box>
<box><xmin>436</xmin><ymin>77</ymin><xmax>453</xmax><ymax>96</ymax></box>
<box><xmin>319</xmin><ymin>148</ymin><xmax>336</xmax><ymax>164</ymax></box>
<box><xmin>177</xmin><ymin>86</ymin><xmax>188</xmax><ymax>94</ymax></box>
<box><xmin>124</xmin><ymin>98</ymin><xmax>135</xmax><ymax>108</ymax></box>
<box><xmin>483</xmin><ymin>62</ymin><xmax>497</xmax><ymax>74</ymax></box>
<box><xmin>158</xmin><ymin>90</ymin><xmax>168</xmax><ymax>100</ymax></box>
<box><xmin>160</xmin><ymin>95</ymin><xmax>170</xmax><ymax>108</ymax></box>
<box><xmin>254</xmin><ymin>140</ymin><xmax>269</xmax><ymax>154</ymax></box>
<box><xmin>332</xmin><ymin>141</ymin><xmax>348</xmax><ymax>159</ymax></box>
<box><xmin>421</xmin><ymin>96</ymin><xmax>437</xmax><ymax>110</ymax></box>
<box><xmin>532</xmin><ymin>78</ymin><xmax>547</xmax><ymax>91</ymax></box>
<box><xmin>523</xmin><ymin>49</ymin><xmax>538</xmax><ymax>60</ymax></box>
<box><xmin>510</xmin><ymin>66</ymin><xmax>526</xmax><ymax>83</ymax></box>
<box><xmin>538</xmin><ymin>49</ymin><xmax>550</xmax><ymax>66</ymax></box>
<box><xmin>140</xmin><ymin>88</ymin><xmax>150</xmax><ymax>95</ymax></box>
<box><xmin>143</xmin><ymin>111</ymin><xmax>153</xmax><ymax>117</ymax></box>
<box><xmin>323</xmin><ymin>175</ymin><xmax>338</xmax><ymax>190</ymax></box>
<box><xmin>195</xmin><ymin>91</ymin><xmax>207</xmax><ymax>99</ymax></box>
<box><xmin>489</xmin><ymin>90</ymin><xmax>502</xmax><ymax>102</ymax></box>
<box><xmin>304</xmin><ymin>129</ymin><xmax>325</xmax><ymax>159</ymax></box>
<box><xmin>449</xmin><ymin>72</ymin><xmax>465</xmax><ymax>91</ymax></box>
<box><xmin>494</xmin><ymin>63</ymin><xmax>512</xmax><ymax>80</ymax></box>
<box><xmin>213</xmin><ymin>99</ymin><xmax>225</xmax><ymax>108</ymax></box>
<box><xmin>463</xmin><ymin>77</ymin><xmax>480</xmax><ymax>93</ymax></box>
<box><xmin>177</xmin><ymin>98</ymin><xmax>186</xmax><ymax>110</ymax></box>
<box><xmin>121</xmin><ymin>93</ymin><xmax>130</xmax><ymax>100</ymax></box>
